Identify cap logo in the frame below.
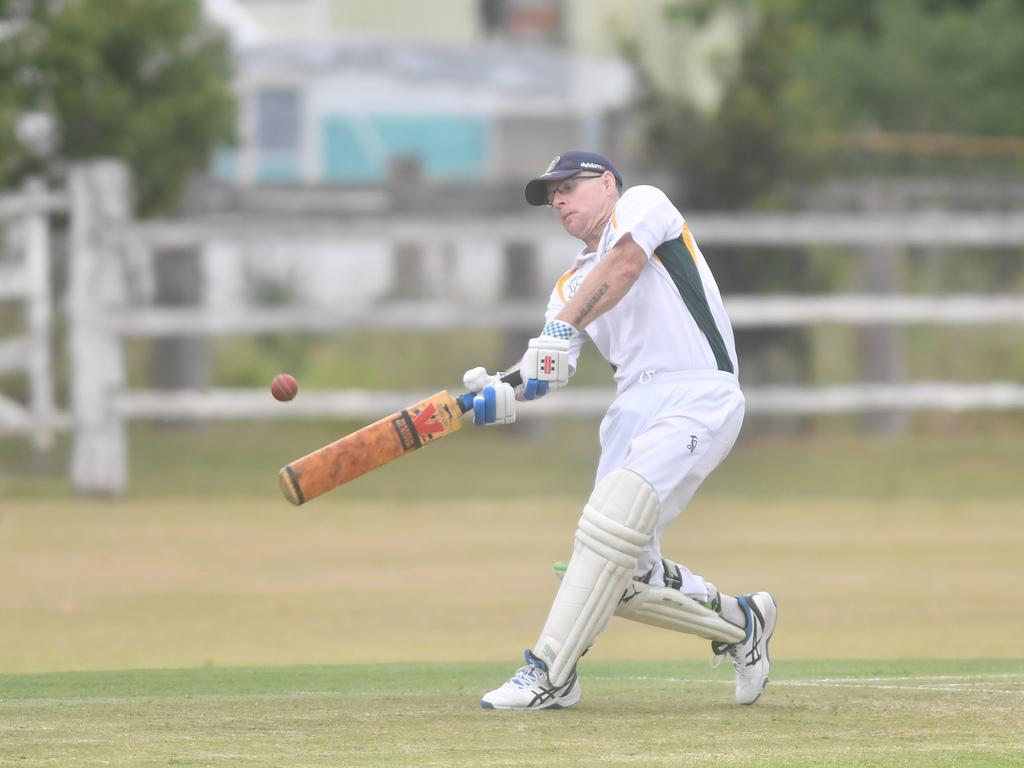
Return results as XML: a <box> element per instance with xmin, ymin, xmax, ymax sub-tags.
<box><xmin>579</xmin><ymin>161</ymin><xmax>604</xmax><ymax>170</ymax></box>
<box><xmin>543</xmin><ymin>155</ymin><xmax>561</xmax><ymax>175</ymax></box>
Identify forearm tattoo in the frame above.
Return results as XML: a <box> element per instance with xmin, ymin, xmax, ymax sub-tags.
<box><xmin>571</xmin><ymin>282</ymin><xmax>609</xmax><ymax>327</ymax></box>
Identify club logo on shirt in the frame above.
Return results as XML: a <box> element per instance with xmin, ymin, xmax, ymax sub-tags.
<box><xmin>565</xmin><ymin>272</ymin><xmax>585</xmax><ymax>300</ymax></box>
<box><xmin>687</xmin><ymin>435</ymin><xmax>698</xmax><ymax>453</ymax></box>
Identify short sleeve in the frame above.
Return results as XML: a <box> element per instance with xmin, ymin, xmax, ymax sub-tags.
<box><xmin>608</xmin><ymin>185</ymin><xmax>684</xmax><ymax>258</ymax></box>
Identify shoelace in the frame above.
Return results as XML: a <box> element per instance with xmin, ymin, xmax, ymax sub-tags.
<box><xmin>509</xmin><ymin>664</ymin><xmax>544</xmax><ymax>688</ymax></box>
<box><xmin>709</xmin><ymin>645</ymin><xmax>741</xmax><ymax>672</ymax></box>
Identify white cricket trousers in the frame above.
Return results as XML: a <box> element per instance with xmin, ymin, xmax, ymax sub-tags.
<box><xmin>594</xmin><ymin>370</ymin><xmax>745</xmax><ymax>603</ymax></box>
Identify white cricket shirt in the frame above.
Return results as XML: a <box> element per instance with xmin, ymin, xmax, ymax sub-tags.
<box><xmin>544</xmin><ymin>185</ymin><xmax>738</xmax><ymax>392</ymax></box>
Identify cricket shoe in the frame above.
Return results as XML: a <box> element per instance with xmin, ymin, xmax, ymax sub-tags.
<box><xmin>711</xmin><ymin>592</ymin><xmax>777</xmax><ymax>705</ymax></box>
<box><xmin>480</xmin><ymin>650</ymin><xmax>582</xmax><ymax>710</ymax></box>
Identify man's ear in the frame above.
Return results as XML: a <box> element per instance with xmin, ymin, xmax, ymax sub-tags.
<box><xmin>603</xmin><ymin>171</ymin><xmax>617</xmax><ymax>194</ymax></box>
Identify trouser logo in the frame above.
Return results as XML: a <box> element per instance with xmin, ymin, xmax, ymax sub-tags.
<box><xmin>687</xmin><ymin>435</ymin><xmax>698</xmax><ymax>453</ymax></box>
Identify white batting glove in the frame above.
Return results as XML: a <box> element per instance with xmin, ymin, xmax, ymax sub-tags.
<box><xmin>520</xmin><ymin>319</ymin><xmax>578</xmax><ymax>399</ymax></box>
<box><xmin>472</xmin><ymin>382</ymin><xmax>517</xmax><ymax>426</ymax></box>
<box><xmin>463</xmin><ymin>367</ymin><xmax>516</xmax><ymax>425</ymax></box>
<box><xmin>462</xmin><ymin>366</ymin><xmax>502</xmax><ymax>393</ymax></box>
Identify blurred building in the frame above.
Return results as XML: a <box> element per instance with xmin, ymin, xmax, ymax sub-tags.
<box><xmin>202</xmin><ymin>0</ymin><xmax>741</xmax><ymax>187</ymax></box>
<box><xmin>219</xmin><ymin>38</ymin><xmax>632</xmax><ymax>185</ymax></box>
<box><xmin>203</xmin><ymin>0</ymin><xmax>630</xmax><ymax>186</ymax></box>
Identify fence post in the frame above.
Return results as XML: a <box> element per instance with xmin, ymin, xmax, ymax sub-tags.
<box><xmin>150</xmin><ymin>243</ymin><xmax>211</xmax><ymax>398</ymax></box>
<box><xmin>68</xmin><ymin>160</ymin><xmax>132</xmax><ymax>495</ymax></box>
<box><xmin>22</xmin><ymin>176</ymin><xmax>57</xmax><ymax>450</ymax></box>
<box><xmin>501</xmin><ymin>239</ymin><xmax>549</xmax><ymax>436</ymax></box>
<box><xmin>858</xmin><ymin>183</ymin><xmax>908</xmax><ymax>434</ymax></box>
<box><xmin>501</xmin><ymin>240</ymin><xmax>538</xmax><ymax>364</ymax></box>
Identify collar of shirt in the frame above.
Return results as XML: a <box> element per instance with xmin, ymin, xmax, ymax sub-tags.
<box><xmin>574</xmin><ymin>218</ymin><xmax>616</xmax><ymax>263</ymax></box>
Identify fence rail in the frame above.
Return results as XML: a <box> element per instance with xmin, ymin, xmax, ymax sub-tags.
<box><xmin>104</xmin><ymin>294</ymin><xmax>1024</xmax><ymax>337</ymax></box>
<box><xmin>112</xmin><ymin>382</ymin><xmax>1024</xmax><ymax>422</ymax></box>
<box><xmin>3</xmin><ymin>160</ymin><xmax>1023</xmax><ymax>496</ymax></box>
<box><xmin>112</xmin><ymin>211</ymin><xmax>1024</xmax><ymax>247</ymax></box>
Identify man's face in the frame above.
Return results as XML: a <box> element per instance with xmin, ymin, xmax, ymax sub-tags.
<box><xmin>546</xmin><ymin>172</ymin><xmax>618</xmax><ymax>244</ymax></box>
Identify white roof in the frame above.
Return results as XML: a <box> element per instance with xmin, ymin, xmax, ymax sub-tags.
<box><xmin>236</xmin><ymin>37</ymin><xmax>635</xmax><ymax>115</ymax></box>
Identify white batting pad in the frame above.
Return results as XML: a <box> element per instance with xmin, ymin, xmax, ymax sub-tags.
<box><xmin>616</xmin><ymin>581</ymin><xmax>746</xmax><ymax>644</ymax></box>
<box><xmin>535</xmin><ymin>469</ymin><xmax>659</xmax><ymax>686</ymax></box>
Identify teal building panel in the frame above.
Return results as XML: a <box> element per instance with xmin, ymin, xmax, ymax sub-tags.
<box><xmin>323</xmin><ymin>115</ymin><xmax>487</xmax><ymax>181</ymax></box>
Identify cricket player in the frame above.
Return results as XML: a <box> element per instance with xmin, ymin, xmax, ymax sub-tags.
<box><xmin>462</xmin><ymin>151</ymin><xmax>777</xmax><ymax>710</ymax></box>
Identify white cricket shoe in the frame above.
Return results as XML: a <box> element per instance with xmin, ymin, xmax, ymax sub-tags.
<box><xmin>480</xmin><ymin>650</ymin><xmax>582</xmax><ymax>710</ymax></box>
<box><xmin>712</xmin><ymin>592</ymin><xmax>777</xmax><ymax>705</ymax></box>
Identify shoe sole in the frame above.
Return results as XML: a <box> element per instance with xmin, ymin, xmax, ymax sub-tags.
<box><xmin>480</xmin><ymin>699</ymin><xmax>579</xmax><ymax>710</ymax></box>
<box><xmin>480</xmin><ymin>685</ymin><xmax>582</xmax><ymax>711</ymax></box>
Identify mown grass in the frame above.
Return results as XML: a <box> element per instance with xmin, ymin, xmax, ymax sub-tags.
<box><xmin>2</xmin><ymin>659</ymin><xmax>1022</xmax><ymax>767</ymax></box>
<box><xmin>2</xmin><ymin>388</ymin><xmax>1022</xmax><ymax>766</ymax></box>
<box><xmin>2</xmin><ymin>485</ymin><xmax>1021</xmax><ymax>672</ymax></box>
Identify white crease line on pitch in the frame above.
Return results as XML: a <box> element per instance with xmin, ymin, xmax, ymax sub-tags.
<box><xmin>785</xmin><ymin>673</ymin><xmax>1024</xmax><ymax>683</ymax></box>
<box><xmin>590</xmin><ymin>674</ymin><xmax>1024</xmax><ymax>696</ymax></box>
<box><xmin>775</xmin><ymin>680</ymin><xmax>1023</xmax><ymax>695</ymax></box>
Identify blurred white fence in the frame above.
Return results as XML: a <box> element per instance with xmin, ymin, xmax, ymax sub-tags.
<box><xmin>6</xmin><ymin>160</ymin><xmax>1024</xmax><ymax>495</ymax></box>
<box><xmin>0</xmin><ymin>178</ymin><xmax>64</xmax><ymax>448</ymax></box>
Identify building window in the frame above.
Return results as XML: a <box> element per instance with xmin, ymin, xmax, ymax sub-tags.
<box><xmin>257</xmin><ymin>87</ymin><xmax>301</xmax><ymax>181</ymax></box>
<box><xmin>479</xmin><ymin>0</ymin><xmax>564</xmax><ymax>43</ymax></box>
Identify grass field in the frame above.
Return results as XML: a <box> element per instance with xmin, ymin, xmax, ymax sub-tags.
<box><xmin>2</xmin><ymin>422</ymin><xmax>1023</xmax><ymax>766</ymax></box>
<box><xmin>2</xmin><ymin>659</ymin><xmax>1023</xmax><ymax>767</ymax></box>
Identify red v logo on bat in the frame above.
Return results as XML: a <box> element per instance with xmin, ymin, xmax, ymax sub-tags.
<box><xmin>412</xmin><ymin>403</ymin><xmax>444</xmax><ymax>434</ymax></box>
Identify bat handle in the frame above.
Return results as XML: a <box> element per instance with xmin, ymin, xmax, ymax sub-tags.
<box><xmin>456</xmin><ymin>370</ymin><xmax>523</xmax><ymax>414</ymax></box>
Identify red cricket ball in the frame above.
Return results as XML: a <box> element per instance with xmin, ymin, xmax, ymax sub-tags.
<box><xmin>271</xmin><ymin>373</ymin><xmax>298</xmax><ymax>402</ymax></box>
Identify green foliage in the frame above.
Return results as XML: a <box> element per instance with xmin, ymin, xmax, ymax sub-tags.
<box><xmin>0</xmin><ymin>0</ymin><xmax>237</xmax><ymax>214</ymax></box>
<box><xmin>796</xmin><ymin>0</ymin><xmax>1024</xmax><ymax>135</ymax></box>
<box><xmin>647</xmin><ymin>0</ymin><xmax>1024</xmax><ymax>207</ymax></box>
<box><xmin>641</xmin><ymin>1</ymin><xmax>831</xmax><ymax>210</ymax></box>
<box><xmin>637</xmin><ymin>0</ymin><xmax>1024</xmax><ymax>384</ymax></box>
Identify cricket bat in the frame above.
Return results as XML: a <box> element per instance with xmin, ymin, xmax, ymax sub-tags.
<box><xmin>279</xmin><ymin>371</ymin><xmax>523</xmax><ymax>505</ymax></box>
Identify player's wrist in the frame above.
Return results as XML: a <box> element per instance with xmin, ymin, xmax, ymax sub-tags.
<box><xmin>540</xmin><ymin>319</ymin><xmax>578</xmax><ymax>341</ymax></box>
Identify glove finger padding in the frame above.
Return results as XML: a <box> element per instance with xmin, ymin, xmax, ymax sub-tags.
<box><xmin>520</xmin><ymin>379</ymin><xmax>549</xmax><ymax>401</ymax></box>
<box><xmin>472</xmin><ymin>383</ymin><xmax>516</xmax><ymax>426</ymax></box>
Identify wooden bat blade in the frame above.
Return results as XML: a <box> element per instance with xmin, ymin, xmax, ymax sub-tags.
<box><xmin>279</xmin><ymin>389</ymin><xmax>462</xmax><ymax>505</ymax></box>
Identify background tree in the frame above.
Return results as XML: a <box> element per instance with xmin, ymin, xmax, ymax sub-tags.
<box><xmin>0</xmin><ymin>0</ymin><xmax>237</xmax><ymax>215</ymax></box>
<box><xmin>646</xmin><ymin>0</ymin><xmax>1024</xmax><ymax>208</ymax></box>
<box><xmin>631</xmin><ymin>0</ymin><xmax>1024</xmax><ymax>389</ymax></box>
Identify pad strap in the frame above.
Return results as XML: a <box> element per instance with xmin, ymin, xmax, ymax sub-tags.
<box><xmin>552</xmin><ymin>562</ymin><xmax>747</xmax><ymax>645</ymax></box>
<box><xmin>616</xmin><ymin>581</ymin><xmax>746</xmax><ymax>644</ymax></box>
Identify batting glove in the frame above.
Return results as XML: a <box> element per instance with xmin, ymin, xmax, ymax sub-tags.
<box><xmin>463</xmin><ymin>367</ymin><xmax>517</xmax><ymax>425</ymax></box>
<box><xmin>462</xmin><ymin>366</ymin><xmax>502</xmax><ymax>393</ymax></box>
<box><xmin>472</xmin><ymin>383</ymin><xmax>517</xmax><ymax>426</ymax></box>
<box><xmin>520</xmin><ymin>319</ymin><xmax>577</xmax><ymax>399</ymax></box>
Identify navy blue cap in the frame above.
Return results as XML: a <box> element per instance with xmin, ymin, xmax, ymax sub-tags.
<box><xmin>524</xmin><ymin>151</ymin><xmax>623</xmax><ymax>206</ymax></box>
